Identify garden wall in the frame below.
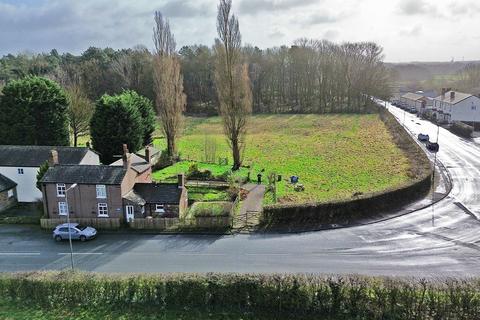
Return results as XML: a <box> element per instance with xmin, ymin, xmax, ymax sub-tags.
<box><xmin>1</xmin><ymin>272</ymin><xmax>479</xmax><ymax>319</ymax></box>
<box><xmin>128</xmin><ymin>218</ymin><xmax>180</xmax><ymax>230</ymax></box>
<box><xmin>40</xmin><ymin>218</ymin><xmax>121</xmax><ymax>230</ymax></box>
<box><xmin>261</xmin><ymin>105</ymin><xmax>432</xmax><ymax>227</ymax></box>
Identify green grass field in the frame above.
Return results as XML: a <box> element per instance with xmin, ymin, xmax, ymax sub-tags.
<box><xmin>153</xmin><ymin>114</ymin><xmax>412</xmax><ymax>205</ymax></box>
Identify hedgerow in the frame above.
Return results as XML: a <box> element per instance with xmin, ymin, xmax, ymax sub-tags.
<box><xmin>0</xmin><ymin>272</ymin><xmax>479</xmax><ymax>319</ymax></box>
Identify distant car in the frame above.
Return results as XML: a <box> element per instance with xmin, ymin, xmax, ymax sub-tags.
<box><xmin>409</xmin><ymin>107</ymin><xmax>418</xmax><ymax>114</ymax></box>
<box><xmin>53</xmin><ymin>223</ymin><xmax>97</xmax><ymax>242</ymax></box>
<box><xmin>418</xmin><ymin>133</ymin><xmax>429</xmax><ymax>142</ymax></box>
<box><xmin>426</xmin><ymin>141</ymin><xmax>439</xmax><ymax>152</ymax></box>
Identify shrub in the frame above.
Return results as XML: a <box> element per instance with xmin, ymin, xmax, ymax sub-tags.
<box><xmin>186</xmin><ymin>163</ymin><xmax>213</xmax><ymax>180</ymax></box>
<box><xmin>450</xmin><ymin>121</ymin><xmax>473</xmax><ymax>138</ymax></box>
<box><xmin>1</xmin><ymin>272</ymin><xmax>480</xmax><ymax>319</ymax></box>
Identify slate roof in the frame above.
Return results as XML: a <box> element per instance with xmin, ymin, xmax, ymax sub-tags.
<box><xmin>136</xmin><ymin>146</ymin><xmax>161</xmax><ymax>158</ymax></box>
<box><xmin>133</xmin><ymin>183</ymin><xmax>183</xmax><ymax>204</ymax></box>
<box><xmin>433</xmin><ymin>91</ymin><xmax>474</xmax><ymax>105</ymax></box>
<box><xmin>401</xmin><ymin>92</ymin><xmax>424</xmax><ymax>101</ymax></box>
<box><xmin>41</xmin><ymin>165</ymin><xmax>127</xmax><ymax>185</ymax></box>
<box><xmin>0</xmin><ymin>174</ymin><xmax>16</xmax><ymax>192</ymax></box>
<box><xmin>110</xmin><ymin>154</ymin><xmax>151</xmax><ymax>174</ymax></box>
<box><xmin>0</xmin><ymin>145</ymin><xmax>90</xmax><ymax>167</ymax></box>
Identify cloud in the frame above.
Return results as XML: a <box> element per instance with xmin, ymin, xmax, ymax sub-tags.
<box><xmin>303</xmin><ymin>12</ymin><xmax>339</xmax><ymax>25</ymax></box>
<box><xmin>158</xmin><ymin>1</ymin><xmax>214</xmax><ymax>18</ymax></box>
<box><xmin>399</xmin><ymin>24</ymin><xmax>423</xmax><ymax>37</ymax></box>
<box><xmin>323</xmin><ymin>29</ymin><xmax>339</xmax><ymax>40</ymax></box>
<box><xmin>238</xmin><ymin>0</ymin><xmax>318</xmax><ymax>15</ymax></box>
<box><xmin>268</xmin><ymin>30</ymin><xmax>286</xmax><ymax>39</ymax></box>
<box><xmin>397</xmin><ymin>0</ymin><xmax>432</xmax><ymax>15</ymax></box>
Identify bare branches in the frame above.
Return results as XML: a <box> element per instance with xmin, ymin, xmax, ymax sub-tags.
<box><xmin>153</xmin><ymin>11</ymin><xmax>176</xmax><ymax>57</ymax></box>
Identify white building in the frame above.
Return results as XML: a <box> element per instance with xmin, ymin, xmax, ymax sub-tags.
<box><xmin>432</xmin><ymin>90</ymin><xmax>480</xmax><ymax>126</ymax></box>
<box><xmin>0</xmin><ymin>146</ymin><xmax>99</xmax><ymax>202</ymax></box>
<box><xmin>400</xmin><ymin>92</ymin><xmax>429</xmax><ymax>113</ymax></box>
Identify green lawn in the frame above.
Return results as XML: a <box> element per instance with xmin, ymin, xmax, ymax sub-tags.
<box><xmin>188</xmin><ymin>186</ymin><xmax>231</xmax><ymax>202</ymax></box>
<box><xmin>153</xmin><ymin>114</ymin><xmax>412</xmax><ymax>205</ymax></box>
<box><xmin>187</xmin><ymin>201</ymin><xmax>232</xmax><ymax>219</ymax></box>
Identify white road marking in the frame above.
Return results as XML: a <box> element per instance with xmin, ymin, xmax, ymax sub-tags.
<box><xmin>0</xmin><ymin>252</ymin><xmax>41</xmax><ymax>255</ymax></box>
<box><xmin>58</xmin><ymin>252</ymin><xmax>103</xmax><ymax>255</ymax></box>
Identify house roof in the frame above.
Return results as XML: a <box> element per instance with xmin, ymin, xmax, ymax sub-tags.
<box><xmin>401</xmin><ymin>92</ymin><xmax>424</xmax><ymax>101</ymax></box>
<box><xmin>123</xmin><ymin>189</ymin><xmax>146</xmax><ymax>205</ymax></box>
<box><xmin>110</xmin><ymin>154</ymin><xmax>151</xmax><ymax>174</ymax></box>
<box><xmin>41</xmin><ymin>165</ymin><xmax>126</xmax><ymax>185</ymax></box>
<box><xmin>136</xmin><ymin>146</ymin><xmax>161</xmax><ymax>158</ymax></box>
<box><xmin>433</xmin><ymin>91</ymin><xmax>473</xmax><ymax>105</ymax></box>
<box><xmin>0</xmin><ymin>174</ymin><xmax>16</xmax><ymax>193</ymax></box>
<box><xmin>0</xmin><ymin>145</ymin><xmax>91</xmax><ymax>167</ymax></box>
<box><xmin>133</xmin><ymin>183</ymin><xmax>183</xmax><ymax>204</ymax></box>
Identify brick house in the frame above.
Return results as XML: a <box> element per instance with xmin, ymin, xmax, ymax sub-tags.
<box><xmin>40</xmin><ymin>145</ymin><xmax>187</xmax><ymax>223</ymax></box>
<box><xmin>0</xmin><ymin>174</ymin><xmax>17</xmax><ymax>212</ymax></box>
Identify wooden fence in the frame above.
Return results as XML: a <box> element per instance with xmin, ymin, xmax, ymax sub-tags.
<box><xmin>40</xmin><ymin>218</ymin><xmax>121</xmax><ymax>230</ymax></box>
<box><xmin>128</xmin><ymin>218</ymin><xmax>180</xmax><ymax>230</ymax></box>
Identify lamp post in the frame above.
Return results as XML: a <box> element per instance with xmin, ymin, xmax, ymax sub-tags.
<box><xmin>65</xmin><ymin>183</ymin><xmax>77</xmax><ymax>271</ymax></box>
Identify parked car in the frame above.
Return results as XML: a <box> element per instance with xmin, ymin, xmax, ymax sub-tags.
<box><xmin>409</xmin><ymin>107</ymin><xmax>418</xmax><ymax>114</ymax></box>
<box><xmin>53</xmin><ymin>223</ymin><xmax>97</xmax><ymax>242</ymax></box>
<box><xmin>418</xmin><ymin>133</ymin><xmax>429</xmax><ymax>142</ymax></box>
<box><xmin>426</xmin><ymin>141</ymin><xmax>439</xmax><ymax>152</ymax></box>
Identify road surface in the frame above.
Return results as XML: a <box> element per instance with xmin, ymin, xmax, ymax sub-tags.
<box><xmin>1</xmin><ymin>103</ymin><xmax>480</xmax><ymax>276</ymax></box>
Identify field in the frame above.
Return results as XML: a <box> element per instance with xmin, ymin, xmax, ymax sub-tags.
<box><xmin>153</xmin><ymin>114</ymin><xmax>412</xmax><ymax>205</ymax></box>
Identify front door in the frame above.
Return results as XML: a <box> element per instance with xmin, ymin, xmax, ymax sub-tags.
<box><xmin>125</xmin><ymin>205</ymin><xmax>135</xmax><ymax>222</ymax></box>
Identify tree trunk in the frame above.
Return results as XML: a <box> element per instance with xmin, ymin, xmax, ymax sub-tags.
<box><xmin>167</xmin><ymin>134</ymin><xmax>176</xmax><ymax>160</ymax></box>
<box><xmin>73</xmin><ymin>133</ymin><xmax>78</xmax><ymax>147</ymax></box>
<box><xmin>231</xmin><ymin>138</ymin><xmax>241</xmax><ymax>171</ymax></box>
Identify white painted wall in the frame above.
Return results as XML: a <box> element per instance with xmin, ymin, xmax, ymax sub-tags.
<box><xmin>0</xmin><ymin>166</ymin><xmax>42</xmax><ymax>202</ymax></box>
<box><xmin>450</xmin><ymin>96</ymin><xmax>480</xmax><ymax>123</ymax></box>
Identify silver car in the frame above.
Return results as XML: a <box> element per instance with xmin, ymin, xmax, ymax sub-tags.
<box><xmin>53</xmin><ymin>223</ymin><xmax>97</xmax><ymax>242</ymax></box>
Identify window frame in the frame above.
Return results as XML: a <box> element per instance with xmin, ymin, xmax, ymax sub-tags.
<box><xmin>56</xmin><ymin>183</ymin><xmax>66</xmax><ymax>197</ymax></box>
<box><xmin>7</xmin><ymin>189</ymin><xmax>14</xmax><ymax>198</ymax></box>
<box><xmin>17</xmin><ymin>168</ymin><xmax>24</xmax><ymax>174</ymax></box>
<box><xmin>97</xmin><ymin>203</ymin><xmax>108</xmax><ymax>217</ymax></box>
<box><xmin>96</xmin><ymin>184</ymin><xmax>107</xmax><ymax>199</ymax></box>
<box><xmin>58</xmin><ymin>202</ymin><xmax>68</xmax><ymax>216</ymax></box>
<box><xmin>155</xmin><ymin>204</ymin><xmax>165</xmax><ymax>213</ymax></box>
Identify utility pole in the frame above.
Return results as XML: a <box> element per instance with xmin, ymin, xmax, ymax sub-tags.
<box><xmin>431</xmin><ymin>123</ymin><xmax>440</xmax><ymax>227</ymax></box>
<box><xmin>65</xmin><ymin>183</ymin><xmax>77</xmax><ymax>271</ymax></box>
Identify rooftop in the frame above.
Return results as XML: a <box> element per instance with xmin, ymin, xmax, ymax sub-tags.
<box><xmin>0</xmin><ymin>174</ymin><xmax>16</xmax><ymax>192</ymax></box>
<box><xmin>434</xmin><ymin>91</ymin><xmax>473</xmax><ymax>105</ymax></box>
<box><xmin>110</xmin><ymin>153</ymin><xmax>151</xmax><ymax>173</ymax></box>
<box><xmin>41</xmin><ymin>165</ymin><xmax>126</xmax><ymax>185</ymax></box>
<box><xmin>133</xmin><ymin>183</ymin><xmax>183</xmax><ymax>204</ymax></box>
<box><xmin>401</xmin><ymin>92</ymin><xmax>424</xmax><ymax>101</ymax></box>
<box><xmin>0</xmin><ymin>145</ymin><xmax>92</xmax><ymax>167</ymax></box>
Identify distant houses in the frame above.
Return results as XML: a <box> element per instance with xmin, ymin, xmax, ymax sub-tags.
<box><xmin>0</xmin><ymin>145</ymin><xmax>99</xmax><ymax>203</ymax></box>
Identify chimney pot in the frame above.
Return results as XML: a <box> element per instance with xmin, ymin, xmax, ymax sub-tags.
<box><xmin>145</xmin><ymin>146</ymin><xmax>151</xmax><ymax>164</ymax></box>
<box><xmin>122</xmin><ymin>144</ymin><xmax>130</xmax><ymax>169</ymax></box>
<box><xmin>178</xmin><ymin>174</ymin><xmax>185</xmax><ymax>189</ymax></box>
<box><xmin>49</xmin><ymin>150</ymin><xmax>59</xmax><ymax>166</ymax></box>
<box><xmin>450</xmin><ymin>91</ymin><xmax>455</xmax><ymax>100</ymax></box>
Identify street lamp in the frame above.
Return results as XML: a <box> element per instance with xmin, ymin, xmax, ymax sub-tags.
<box><xmin>65</xmin><ymin>183</ymin><xmax>77</xmax><ymax>271</ymax></box>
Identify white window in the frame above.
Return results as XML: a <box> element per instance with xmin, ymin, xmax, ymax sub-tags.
<box><xmin>58</xmin><ymin>202</ymin><xmax>68</xmax><ymax>216</ymax></box>
<box><xmin>17</xmin><ymin>168</ymin><xmax>24</xmax><ymax>174</ymax></box>
<box><xmin>7</xmin><ymin>189</ymin><xmax>14</xmax><ymax>198</ymax></box>
<box><xmin>155</xmin><ymin>204</ymin><xmax>165</xmax><ymax>213</ymax></box>
<box><xmin>472</xmin><ymin>105</ymin><xmax>477</xmax><ymax>110</ymax></box>
<box><xmin>56</xmin><ymin>183</ymin><xmax>66</xmax><ymax>197</ymax></box>
<box><xmin>96</xmin><ymin>185</ymin><xmax>107</xmax><ymax>199</ymax></box>
<box><xmin>98</xmin><ymin>203</ymin><xmax>108</xmax><ymax>217</ymax></box>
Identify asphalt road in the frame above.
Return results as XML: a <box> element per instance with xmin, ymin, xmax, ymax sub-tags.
<box><xmin>2</xmin><ymin>103</ymin><xmax>480</xmax><ymax>276</ymax></box>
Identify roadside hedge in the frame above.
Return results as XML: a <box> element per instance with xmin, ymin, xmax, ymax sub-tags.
<box><xmin>261</xmin><ymin>105</ymin><xmax>432</xmax><ymax>228</ymax></box>
<box><xmin>450</xmin><ymin>121</ymin><xmax>473</xmax><ymax>138</ymax></box>
<box><xmin>1</xmin><ymin>272</ymin><xmax>480</xmax><ymax>319</ymax></box>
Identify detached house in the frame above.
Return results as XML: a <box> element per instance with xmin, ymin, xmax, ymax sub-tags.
<box><xmin>432</xmin><ymin>89</ymin><xmax>480</xmax><ymax>127</ymax></box>
<box><xmin>40</xmin><ymin>145</ymin><xmax>187</xmax><ymax>224</ymax></box>
<box><xmin>0</xmin><ymin>145</ymin><xmax>99</xmax><ymax>202</ymax></box>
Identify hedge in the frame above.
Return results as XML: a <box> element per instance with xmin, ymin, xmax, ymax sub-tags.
<box><xmin>450</xmin><ymin>121</ymin><xmax>473</xmax><ymax>138</ymax></box>
<box><xmin>1</xmin><ymin>272</ymin><xmax>480</xmax><ymax>319</ymax></box>
<box><xmin>261</xmin><ymin>105</ymin><xmax>432</xmax><ymax>227</ymax></box>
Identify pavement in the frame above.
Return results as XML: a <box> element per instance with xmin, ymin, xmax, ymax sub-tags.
<box><xmin>2</xmin><ymin>103</ymin><xmax>480</xmax><ymax>276</ymax></box>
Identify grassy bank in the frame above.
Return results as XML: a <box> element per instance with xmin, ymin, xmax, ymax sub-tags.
<box><xmin>153</xmin><ymin>114</ymin><xmax>412</xmax><ymax>205</ymax></box>
<box><xmin>1</xmin><ymin>272</ymin><xmax>479</xmax><ymax>320</ymax></box>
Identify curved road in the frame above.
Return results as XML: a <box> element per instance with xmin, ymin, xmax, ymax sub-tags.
<box><xmin>1</xmin><ymin>103</ymin><xmax>480</xmax><ymax>276</ymax></box>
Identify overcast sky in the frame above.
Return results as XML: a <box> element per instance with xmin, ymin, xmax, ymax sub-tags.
<box><xmin>1</xmin><ymin>0</ymin><xmax>479</xmax><ymax>62</ymax></box>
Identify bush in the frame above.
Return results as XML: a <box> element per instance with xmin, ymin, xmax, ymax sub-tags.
<box><xmin>1</xmin><ymin>272</ymin><xmax>480</xmax><ymax>319</ymax></box>
<box><xmin>186</xmin><ymin>163</ymin><xmax>213</xmax><ymax>180</ymax></box>
<box><xmin>451</xmin><ymin>121</ymin><xmax>473</xmax><ymax>138</ymax></box>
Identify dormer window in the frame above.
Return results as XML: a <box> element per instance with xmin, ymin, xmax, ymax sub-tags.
<box><xmin>155</xmin><ymin>204</ymin><xmax>165</xmax><ymax>213</ymax></box>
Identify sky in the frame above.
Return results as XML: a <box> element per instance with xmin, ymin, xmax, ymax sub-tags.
<box><xmin>0</xmin><ymin>0</ymin><xmax>479</xmax><ymax>62</ymax></box>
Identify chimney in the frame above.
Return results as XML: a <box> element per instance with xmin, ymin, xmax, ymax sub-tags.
<box><xmin>177</xmin><ymin>174</ymin><xmax>185</xmax><ymax>189</ymax></box>
<box><xmin>49</xmin><ymin>150</ymin><xmax>59</xmax><ymax>166</ymax></box>
<box><xmin>145</xmin><ymin>146</ymin><xmax>151</xmax><ymax>164</ymax></box>
<box><xmin>441</xmin><ymin>88</ymin><xmax>446</xmax><ymax>98</ymax></box>
<box><xmin>450</xmin><ymin>91</ymin><xmax>455</xmax><ymax>100</ymax></box>
<box><xmin>122</xmin><ymin>144</ymin><xmax>131</xmax><ymax>169</ymax></box>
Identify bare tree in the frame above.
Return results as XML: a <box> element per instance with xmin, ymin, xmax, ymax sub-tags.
<box><xmin>152</xmin><ymin>11</ymin><xmax>186</xmax><ymax>160</ymax></box>
<box><xmin>214</xmin><ymin>0</ymin><xmax>252</xmax><ymax>170</ymax></box>
<box><xmin>66</xmin><ymin>85</ymin><xmax>94</xmax><ymax>146</ymax></box>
